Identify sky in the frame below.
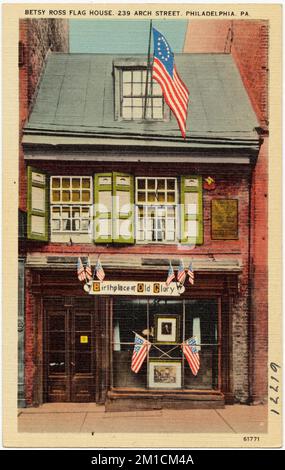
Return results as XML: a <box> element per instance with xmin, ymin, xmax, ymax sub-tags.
<box><xmin>69</xmin><ymin>20</ymin><xmax>188</xmax><ymax>53</ymax></box>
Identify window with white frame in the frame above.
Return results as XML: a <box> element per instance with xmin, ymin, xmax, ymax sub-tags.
<box><xmin>50</xmin><ymin>177</ymin><xmax>92</xmax><ymax>234</ymax></box>
<box><xmin>135</xmin><ymin>177</ymin><xmax>178</xmax><ymax>243</ymax></box>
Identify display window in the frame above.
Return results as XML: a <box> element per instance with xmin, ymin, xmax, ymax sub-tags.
<box><xmin>112</xmin><ymin>298</ymin><xmax>219</xmax><ymax>391</ymax></box>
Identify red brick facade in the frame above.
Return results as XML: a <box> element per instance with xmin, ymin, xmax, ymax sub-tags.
<box><xmin>20</xmin><ymin>20</ymin><xmax>267</xmax><ymax>406</ymax></box>
<box><xmin>184</xmin><ymin>20</ymin><xmax>268</xmax><ymax>403</ymax></box>
<box><xmin>19</xmin><ymin>19</ymin><xmax>69</xmax><ymax>211</ymax></box>
<box><xmin>19</xmin><ymin>19</ymin><xmax>69</xmax><ymax>405</ymax></box>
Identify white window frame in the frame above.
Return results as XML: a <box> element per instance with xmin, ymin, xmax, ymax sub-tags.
<box><xmin>50</xmin><ymin>176</ymin><xmax>93</xmax><ymax>242</ymax></box>
<box><xmin>135</xmin><ymin>177</ymin><xmax>178</xmax><ymax>244</ymax></box>
<box><xmin>113</xmin><ymin>60</ymin><xmax>170</xmax><ymax>122</ymax></box>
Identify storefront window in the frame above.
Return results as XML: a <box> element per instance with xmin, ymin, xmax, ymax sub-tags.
<box><xmin>112</xmin><ymin>298</ymin><xmax>219</xmax><ymax>391</ymax></box>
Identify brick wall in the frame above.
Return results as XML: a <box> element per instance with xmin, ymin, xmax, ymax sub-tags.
<box><xmin>24</xmin><ymin>163</ymin><xmax>251</xmax><ymax>403</ymax></box>
<box><xmin>19</xmin><ymin>19</ymin><xmax>69</xmax><ymax>211</ymax></box>
<box><xmin>183</xmin><ymin>19</ymin><xmax>268</xmax><ymax>403</ymax></box>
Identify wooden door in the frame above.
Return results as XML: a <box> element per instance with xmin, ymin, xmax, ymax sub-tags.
<box><xmin>44</xmin><ymin>298</ymin><xmax>96</xmax><ymax>402</ymax></box>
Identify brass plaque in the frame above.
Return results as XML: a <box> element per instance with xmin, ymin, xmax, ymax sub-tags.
<box><xmin>211</xmin><ymin>199</ymin><xmax>238</xmax><ymax>240</ymax></box>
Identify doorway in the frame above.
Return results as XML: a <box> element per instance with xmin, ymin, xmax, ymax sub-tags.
<box><xmin>44</xmin><ymin>297</ymin><xmax>96</xmax><ymax>402</ymax></box>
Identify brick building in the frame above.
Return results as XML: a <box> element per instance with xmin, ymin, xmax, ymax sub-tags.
<box><xmin>184</xmin><ymin>19</ymin><xmax>268</xmax><ymax>405</ymax></box>
<box><xmin>18</xmin><ymin>19</ymin><xmax>69</xmax><ymax>407</ymax></box>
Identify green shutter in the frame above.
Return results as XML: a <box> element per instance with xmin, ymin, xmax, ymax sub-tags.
<box><xmin>94</xmin><ymin>173</ymin><xmax>113</xmax><ymax>243</ymax></box>
<box><xmin>27</xmin><ymin>166</ymin><xmax>49</xmax><ymax>241</ymax></box>
<box><xmin>180</xmin><ymin>176</ymin><xmax>203</xmax><ymax>245</ymax></box>
<box><xmin>112</xmin><ymin>172</ymin><xmax>134</xmax><ymax>244</ymax></box>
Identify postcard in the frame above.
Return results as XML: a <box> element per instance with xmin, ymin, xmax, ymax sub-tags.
<box><xmin>2</xmin><ymin>2</ymin><xmax>282</xmax><ymax>449</ymax></box>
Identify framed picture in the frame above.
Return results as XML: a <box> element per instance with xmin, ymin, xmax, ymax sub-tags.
<box><xmin>154</xmin><ymin>314</ymin><xmax>179</xmax><ymax>344</ymax></box>
<box><xmin>148</xmin><ymin>360</ymin><xmax>182</xmax><ymax>389</ymax></box>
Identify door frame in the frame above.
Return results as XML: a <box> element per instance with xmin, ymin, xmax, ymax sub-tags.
<box><xmin>42</xmin><ymin>296</ymin><xmax>99</xmax><ymax>403</ymax></box>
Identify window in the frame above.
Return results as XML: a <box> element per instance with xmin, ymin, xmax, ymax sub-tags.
<box><xmin>113</xmin><ymin>60</ymin><xmax>169</xmax><ymax>122</ymax></box>
<box><xmin>136</xmin><ymin>177</ymin><xmax>178</xmax><ymax>243</ymax></box>
<box><xmin>50</xmin><ymin>176</ymin><xmax>92</xmax><ymax>236</ymax></box>
<box><xmin>112</xmin><ymin>298</ymin><xmax>219</xmax><ymax>391</ymax></box>
<box><xmin>27</xmin><ymin>166</ymin><xmax>204</xmax><ymax>245</ymax></box>
<box><xmin>121</xmin><ymin>69</ymin><xmax>165</xmax><ymax>120</ymax></box>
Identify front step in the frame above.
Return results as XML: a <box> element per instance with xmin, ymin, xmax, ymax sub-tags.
<box><xmin>106</xmin><ymin>389</ymin><xmax>225</xmax><ymax>411</ymax></box>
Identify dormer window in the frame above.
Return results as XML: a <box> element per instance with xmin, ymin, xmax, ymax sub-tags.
<box><xmin>113</xmin><ymin>60</ymin><xmax>170</xmax><ymax>122</ymax></box>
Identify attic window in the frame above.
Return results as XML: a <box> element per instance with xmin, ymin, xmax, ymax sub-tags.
<box><xmin>114</xmin><ymin>62</ymin><xmax>170</xmax><ymax>122</ymax></box>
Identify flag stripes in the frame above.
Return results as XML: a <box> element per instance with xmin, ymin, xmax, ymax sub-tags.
<box><xmin>152</xmin><ymin>59</ymin><xmax>189</xmax><ymax>138</ymax></box>
<box><xmin>131</xmin><ymin>333</ymin><xmax>151</xmax><ymax>373</ymax></box>
<box><xmin>85</xmin><ymin>257</ymin><xmax>93</xmax><ymax>281</ymax></box>
<box><xmin>95</xmin><ymin>259</ymin><xmax>105</xmax><ymax>281</ymax></box>
<box><xmin>77</xmin><ymin>257</ymin><xmax>86</xmax><ymax>282</ymax></box>
<box><xmin>182</xmin><ymin>337</ymin><xmax>200</xmax><ymax>376</ymax></box>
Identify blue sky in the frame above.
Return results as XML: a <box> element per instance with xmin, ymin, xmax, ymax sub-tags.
<box><xmin>69</xmin><ymin>20</ymin><xmax>188</xmax><ymax>53</ymax></box>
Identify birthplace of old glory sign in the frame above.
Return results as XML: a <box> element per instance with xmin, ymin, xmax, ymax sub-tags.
<box><xmin>87</xmin><ymin>280</ymin><xmax>183</xmax><ymax>296</ymax></box>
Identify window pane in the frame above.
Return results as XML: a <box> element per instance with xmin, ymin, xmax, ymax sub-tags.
<box><xmin>75</xmin><ymin>353</ymin><xmax>91</xmax><ymax>373</ymax></box>
<box><xmin>167</xmin><ymin>192</ymin><xmax>175</xmax><ymax>203</ymax></box>
<box><xmin>167</xmin><ymin>179</ymin><xmax>175</xmax><ymax>190</ymax></box>
<box><xmin>72</xmin><ymin>191</ymin><xmax>80</xmax><ymax>202</ymax></box>
<box><xmin>137</xmin><ymin>179</ymin><xmax>145</xmax><ymax>190</ymax></box>
<box><xmin>62</xmin><ymin>207</ymin><xmax>70</xmax><ymax>218</ymax></box>
<box><xmin>147</xmin><ymin>192</ymin><xmax>156</xmax><ymax>202</ymax></box>
<box><xmin>52</xmin><ymin>178</ymin><xmax>60</xmax><ymax>188</ymax></box>
<box><xmin>132</xmin><ymin>70</ymin><xmax>142</xmax><ymax>82</ymax></box>
<box><xmin>62</xmin><ymin>190</ymin><xmax>70</xmax><ymax>202</ymax></box>
<box><xmin>52</xmin><ymin>219</ymin><xmax>60</xmax><ymax>231</ymax></box>
<box><xmin>133</xmin><ymin>83</ymin><xmax>142</xmax><ymax>96</ymax></box>
<box><xmin>123</xmin><ymin>71</ymin><xmax>132</xmax><ymax>82</ymax></box>
<box><xmin>152</xmin><ymin>82</ymin><xmax>162</xmax><ymax>95</ymax></box>
<box><xmin>153</xmin><ymin>107</ymin><xmax>163</xmax><ymax>119</ymax></box>
<box><xmin>132</xmin><ymin>107</ymin><xmax>143</xmax><ymax>119</ymax></box>
<box><xmin>157</xmin><ymin>193</ymin><xmax>166</xmax><ymax>203</ymax></box>
<box><xmin>133</xmin><ymin>97</ymin><xmax>143</xmax><ymax>107</ymax></box>
<box><xmin>82</xmin><ymin>191</ymin><xmax>90</xmax><ymax>202</ymax></box>
<box><xmin>122</xmin><ymin>107</ymin><xmax>132</xmax><ymax>119</ymax></box>
<box><xmin>157</xmin><ymin>179</ymin><xmax>165</xmax><ymax>190</ymax></box>
<box><xmin>72</xmin><ymin>178</ymin><xmax>80</xmax><ymax>189</ymax></box>
<box><xmin>62</xmin><ymin>178</ymin><xmax>70</xmax><ymax>188</ymax></box>
<box><xmin>49</xmin><ymin>332</ymin><xmax>65</xmax><ymax>350</ymax></box>
<box><xmin>113</xmin><ymin>299</ymin><xmax>148</xmax><ymax>388</ymax></box>
<box><xmin>49</xmin><ymin>315</ymin><xmax>65</xmax><ymax>331</ymax></box>
<box><xmin>123</xmin><ymin>83</ymin><xmax>132</xmax><ymax>97</ymax></box>
<box><xmin>52</xmin><ymin>190</ymin><xmax>60</xmax><ymax>202</ymax></box>
<box><xmin>82</xmin><ymin>178</ymin><xmax>90</xmax><ymax>188</ymax></box>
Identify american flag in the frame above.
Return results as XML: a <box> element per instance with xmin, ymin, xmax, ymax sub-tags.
<box><xmin>187</xmin><ymin>261</ymin><xmax>195</xmax><ymax>285</ymax></box>
<box><xmin>177</xmin><ymin>260</ymin><xmax>186</xmax><ymax>285</ymax></box>
<box><xmin>182</xmin><ymin>337</ymin><xmax>200</xmax><ymax>376</ymax></box>
<box><xmin>85</xmin><ymin>256</ymin><xmax>93</xmax><ymax>281</ymax></box>
<box><xmin>77</xmin><ymin>257</ymin><xmax>86</xmax><ymax>282</ymax></box>
<box><xmin>152</xmin><ymin>28</ymin><xmax>189</xmax><ymax>139</ymax></box>
<box><xmin>95</xmin><ymin>259</ymin><xmax>105</xmax><ymax>281</ymax></box>
<box><xmin>131</xmin><ymin>333</ymin><xmax>151</xmax><ymax>373</ymax></box>
<box><xmin>165</xmin><ymin>263</ymin><xmax>175</xmax><ymax>286</ymax></box>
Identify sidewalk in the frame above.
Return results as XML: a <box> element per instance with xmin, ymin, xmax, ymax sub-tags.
<box><xmin>18</xmin><ymin>403</ymin><xmax>267</xmax><ymax>434</ymax></box>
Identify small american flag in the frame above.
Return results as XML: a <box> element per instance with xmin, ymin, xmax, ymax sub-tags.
<box><xmin>131</xmin><ymin>333</ymin><xmax>151</xmax><ymax>373</ymax></box>
<box><xmin>152</xmin><ymin>28</ymin><xmax>189</xmax><ymax>139</ymax></box>
<box><xmin>85</xmin><ymin>256</ymin><xmax>93</xmax><ymax>281</ymax></box>
<box><xmin>77</xmin><ymin>257</ymin><xmax>86</xmax><ymax>282</ymax></box>
<box><xmin>95</xmin><ymin>259</ymin><xmax>105</xmax><ymax>281</ymax></box>
<box><xmin>165</xmin><ymin>263</ymin><xmax>175</xmax><ymax>286</ymax></box>
<box><xmin>182</xmin><ymin>337</ymin><xmax>200</xmax><ymax>376</ymax></box>
<box><xmin>177</xmin><ymin>260</ymin><xmax>186</xmax><ymax>285</ymax></box>
<box><xmin>187</xmin><ymin>261</ymin><xmax>195</xmax><ymax>285</ymax></box>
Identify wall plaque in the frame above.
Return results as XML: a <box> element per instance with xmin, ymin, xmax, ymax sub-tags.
<box><xmin>211</xmin><ymin>199</ymin><xmax>238</xmax><ymax>240</ymax></box>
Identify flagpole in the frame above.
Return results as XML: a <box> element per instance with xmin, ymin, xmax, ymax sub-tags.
<box><xmin>143</xmin><ymin>19</ymin><xmax>153</xmax><ymax>120</ymax></box>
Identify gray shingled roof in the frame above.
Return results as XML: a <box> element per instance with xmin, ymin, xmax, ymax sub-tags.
<box><xmin>24</xmin><ymin>53</ymin><xmax>259</xmax><ymax>145</ymax></box>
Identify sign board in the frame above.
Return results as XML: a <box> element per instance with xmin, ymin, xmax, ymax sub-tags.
<box><xmin>211</xmin><ymin>199</ymin><xmax>238</xmax><ymax>240</ymax></box>
<box><xmin>89</xmin><ymin>281</ymin><xmax>181</xmax><ymax>296</ymax></box>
